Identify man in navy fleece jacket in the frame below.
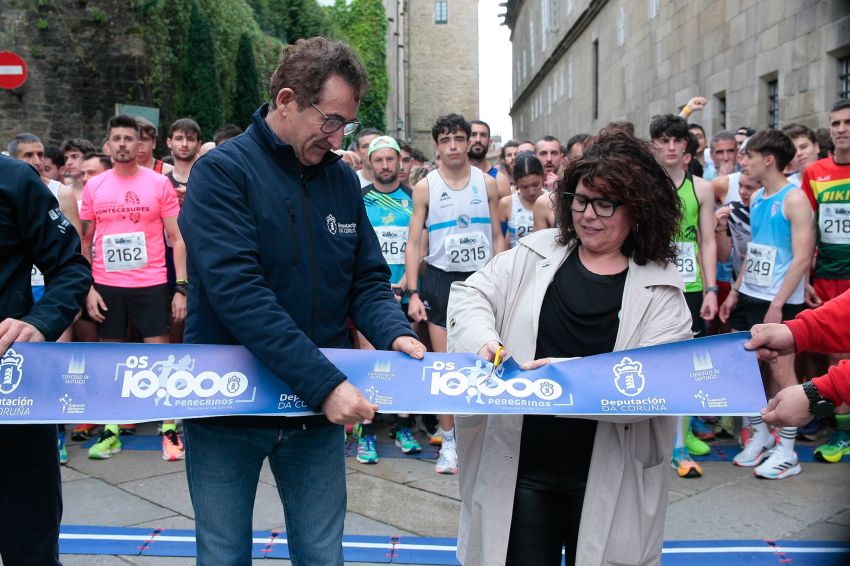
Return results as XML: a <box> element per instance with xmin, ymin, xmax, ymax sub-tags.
<box><xmin>179</xmin><ymin>37</ymin><xmax>425</xmax><ymax>566</ymax></box>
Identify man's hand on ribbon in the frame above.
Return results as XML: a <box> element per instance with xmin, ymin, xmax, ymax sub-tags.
<box><xmin>0</xmin><ymin>318</ymin><xmax>45</xmax><ymax>354</ymax></box>
<box><xmin>322</xmin><ymin>381</ymin><xmax>378</xmax><ymax>425</ymax></box>
<box><xmin>392</xmin><ymin>335</ymin><xmax>427</xmax><ymax>359</ymax></box>
<box><xmin>761</xmin><ymin>385</ymin><xmax>811</xmax><ymax>427</ymax></box>
<box><xmin>745</xmin><ymin>323</ymin><xmax>797</xmax><ymax>362</ymax></box>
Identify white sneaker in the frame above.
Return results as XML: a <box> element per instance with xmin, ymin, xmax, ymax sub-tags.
<box><xmin>435</xmin><ymin>443</ymin><xmax>458</xmax><ymax>474</ymax></box>
<box><xmin>754</xmin><ymin>448</ymin><xmax>801</xmax><ymax>479</ymax></box>
<box><xmin>733</xmin><ymin>433</ymin><xmax>775</xmax><ymax>467</ymax></box>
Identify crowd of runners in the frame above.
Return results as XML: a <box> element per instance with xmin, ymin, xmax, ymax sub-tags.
<box><xmin>2</xmin><ymin>32</ymin><xmax>850</xmax><ymax>566</ymax></box>
<box><xmin>5</xmin><ymin>95</ymin><xmax>850</xmax><ymax>480</ymax></box>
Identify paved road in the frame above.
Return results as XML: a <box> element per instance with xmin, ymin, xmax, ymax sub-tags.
<box><xmin>55</xmin><ymin>421</ymin><xmax>850</xmax><ymax>565</ymax></box>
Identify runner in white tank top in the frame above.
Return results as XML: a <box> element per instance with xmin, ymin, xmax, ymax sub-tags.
<box><xmin>404</xmin><ymin>114</ymin><xmax>507</xmax><ymax>476</ymax></box>
<box><xmin>498</xmin><ymin>152</ymin><xmax>545</xmax><ymax>248</ymax></box>
<box><xmin>424</xmin><ymin>167</ymin><xmax>493</xmax><ymax>271</ymax></box>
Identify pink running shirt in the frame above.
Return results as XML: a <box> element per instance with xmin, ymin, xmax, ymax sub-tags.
<box><xmin>80</xmin><ymin>167</ymin><xmax>180</xmax><ymax>288</ymax></box>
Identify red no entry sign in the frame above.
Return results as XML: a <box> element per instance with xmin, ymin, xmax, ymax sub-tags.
<box><xmin>0</xmin><ymin>52</ymin><xmax>28</xmax><ymax>90</ymax></box>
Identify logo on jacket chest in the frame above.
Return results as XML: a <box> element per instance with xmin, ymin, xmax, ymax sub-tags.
<box><xmin>326</xmin><ymin>213</ymin><xmax>357</xmax><ymax>235</ymax></box>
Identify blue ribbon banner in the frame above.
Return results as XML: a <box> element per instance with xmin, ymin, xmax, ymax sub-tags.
<box><xmin>0</xmin><ymin>333</ymin><xmax>765</xmax><ymax>424</ymax></box>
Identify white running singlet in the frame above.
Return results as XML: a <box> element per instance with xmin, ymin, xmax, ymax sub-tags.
<box><xmin>506</xmin><ymin>192</ymin><xmax>535</xmax><ymax>248</ymax></box>
<box><xmin>425</xmin><ymin>167</ymin><xmax>493</xmax><ymax>272</ymax></box>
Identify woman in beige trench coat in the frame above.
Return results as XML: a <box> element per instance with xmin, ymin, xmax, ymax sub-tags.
<box><xmin>446</xmin><ymin>131</ymin><xmax>693</xmax><ymax>566</ymax></box>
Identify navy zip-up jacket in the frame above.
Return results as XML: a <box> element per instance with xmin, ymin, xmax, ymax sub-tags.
<box><xmin>0</xmin><ymin>155</ymin><xmax>91</xmax><ymax>339</ymax></box>
<box><xmin>179</xmin><ymin>105</ymin><xmax>417</xmax><ymax>426</ymax></box>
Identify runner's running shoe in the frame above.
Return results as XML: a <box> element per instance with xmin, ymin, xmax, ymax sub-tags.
<box><xmin>162</xmin><ymin>429</ymin><xmax>185</xmax><ymax>461</ymax></box>
<box><xmin>88</xmin><ymin>429</ymin><xmax>122</xmax><ymax>459</ymax></box>
<box><xmin>58</xmin><ymin>431</ymin><xmax>68</xmax><ymax>465</ymax></box>
<box><xmin>685</xmin><ymin>428</ymin><xmax>711</xmax><ymax>456</ymax></box>
<box><xmin>814</xmin><ymin>430</ymin><xmax>850</xmax><ymax>463</ymax></box>
<box><xmin>394</xmin><ymin>427</ymin><xmax>422</xmax><ymax>454</ymax></box>
<box><xmin>671</xmin><ymin>446</ymin><xmax>702</xmax><ymax>478</ymax></box>
<box><xmin>119</xmin><ymin>424</ymin><xmax>137</xmax><ymax>435</ymax></box>
<box><xmin>435</xmin><ymin>443</ymin><xmax>458</xmax><ymax>474</ymax></box>
<box><xmin>733</xmin><ymin>433</ymin><xmax>775</xmax><ymax>467</ymax></box>
<box><xmin>714</xmin><ymin>416</ymin><xmax>736</xmax><ymax>439</ymax></box>
<box><xmin>754</xmin><ymin>448</ymin><xmax>801</xmax><ymax>479</ymax></box>
<box><xmin>691</xmin><ymin>417</ymin><xmax>716</xmax><ymax>441</ymax></box>
<box><xmin>71</xmin><ymin>423</ymin><xmax>98</xmax><ymax>441</ymax></box>
<box><xmin>796</xmin><ymin>417</ymin><xmax>820</xmax><ymax>441</ymax></box>
<box><xmin>357</xmin><ymin>435</ymin><xmax>379</xmax><ymax>464</ymax></box>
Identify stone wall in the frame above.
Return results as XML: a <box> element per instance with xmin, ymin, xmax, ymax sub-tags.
<box><xmin>508</xmin><ymin>0</ymin><xmax>850</xmax><ymax>141</ymax></box>
<box><xmin>0</xmin><ymin>0</ymin><xmax>154</xmax><ymax>150</ymax></box>
<box><xmin>407</xmin><ymin>0</ymin><xmax>480</xmax><ymax>154</ymax></box>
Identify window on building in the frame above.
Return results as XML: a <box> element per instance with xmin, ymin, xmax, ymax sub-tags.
<box><xmin>568</xmin><ymin>59</ymin><xmax>573</xmax><ymax>99</ymax></box>
<box><xmin>717</xmin><ymin>94</ymin><xmax>727</xmax><ymax>130</ymax></box>
<box><xmin>567</xmin><ymin>0</ymin><xmax>573</xmax><ymax>16</ymax></box>
<box><xmin>649</xmin><ymin>0</ymin><xmax>658</xmax><ymax>19</ymax></box>
<box><xmin>617</xmin><ymin>7</ymin><xmax>625</xmax><ymax>47</ymax></box>
<box><xmin>530</xmin><ymin>20</ymin><xmax>535</xmax><ymax>67</ymax></box>
<box><xmin>434</xmin><ymin>1</ymin><xmax>447</xmax><ymax>24</ymax></box>
<box><xmin>767</xmin><ymin>79</ymin><xmax>779</xmax><ymax>128</ymax></box>
<box><xmin>541</xmin><ymin>8</ymin><xmax>547</xmax><ymax>51</ymax></box>
<box><xmin>547</xmin><ymin>0</ymin><xmax>559</xmax><ymax>32</ymax></box>
<box><xmin>592</xmin><ymin>40</ymin><xmax>600</xmax><ymax>119</ymax></box>
<box><xmin>840</xmin><ymin>55</ymin><xmax>850</xmax><ymax>100</ymax></box>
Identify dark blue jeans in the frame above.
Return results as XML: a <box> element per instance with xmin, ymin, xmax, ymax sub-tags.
<box><xmin>185</xmin><ymin>420</ymin><xmax>346</xmax><ymax>566</ymax></box>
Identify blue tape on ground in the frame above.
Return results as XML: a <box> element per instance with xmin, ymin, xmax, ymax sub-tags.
<box><xmin>137</xmin><ymin>529</ymin><xmax>196</xmax><ymax>558</ymax></box>
<box><xmin>392</xmin><ymin>536</ymin><xmax>459</xmax><ymax>565</ymax></box>
<box><xmin>59</xmin><ymin>527</ymin><xmax>850</xmax><ymax>565</ymax></box>
<box><xmin>59</xmin><ymin>525</ymin><xmax>156</xmax><ymax>556</ymax></box>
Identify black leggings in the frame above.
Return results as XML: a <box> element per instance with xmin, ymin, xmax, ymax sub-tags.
<box><xmin>505</xmin><ymin>469</ymin><xmax>585</xmax><ymax>566</ymax></box>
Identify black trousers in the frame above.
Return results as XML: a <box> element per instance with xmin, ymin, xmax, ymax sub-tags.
<box><xmin>0</xmin><ymin>424</ymin><xmax>62</xmax><ymax>565</ymax></box>
<box><xmin>505</xmin><ymin>414</ymin><xmax>594</xmax><ymax>566</ymax></box>
<box><xmin>505</xmin><ymin>467</ymin><xmax>585</xmax><ymax>566</ymax></box>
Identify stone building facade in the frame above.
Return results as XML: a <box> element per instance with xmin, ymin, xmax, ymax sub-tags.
<box><xmin>384</xmin><ymin>0</ymin><xmax>480</xmax><ymax>154</ymax></box>
<box><xmin>505</xmin><ymin>0</ymin><xmax>850</xmax><ymax>141</ymax></box>
<box><xmin>0</xmin><ymin>1</ymin><xmax>152</xmax><ymax>148</ymax></box>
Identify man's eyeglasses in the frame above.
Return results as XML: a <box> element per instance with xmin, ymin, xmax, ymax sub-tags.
<box><xmin>311</xmin><ymin>102</ymin><xmax>360</xmax><ymax>136</ymax></box>
<box><xmin>564</xmin><ymin>192</ymin><xmax>623</xmax><ymax>218</ymax></box>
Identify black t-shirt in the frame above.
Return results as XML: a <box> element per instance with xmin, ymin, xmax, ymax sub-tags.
<box><xmin>519</xmin><ymin>250</ymin><xmax>627</xmax><ymax>481</ymax></box>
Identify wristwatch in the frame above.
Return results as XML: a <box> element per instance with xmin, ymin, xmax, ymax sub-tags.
<box><xmin>705</xmin><ymin>286</ymin><xmax>719</xmax><ymax>293</ymax></box>
<box><xmin>407</xmin><ymin>289</ymin><xmax>419</xmax><ymax>296</ymax></box>
<box><xmin>803</xmin><ymin>381</ymin><xmax>835</xmax><ymax>417</ymax></box>
<box><xmin>174</xmin><ymin>280</ymin><xmax>189</xmax><ymax>297</ymax></box>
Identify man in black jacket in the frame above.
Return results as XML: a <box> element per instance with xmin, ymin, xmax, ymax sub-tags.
<box><xmin>0</xmin><ymin>155</ymin><xmax>91</xmax><ymax>565</ymax></box>
<box><xmin>179</xmin><ymin>37</ymin><xmax>426</xmax><ymax>565</ymax></box>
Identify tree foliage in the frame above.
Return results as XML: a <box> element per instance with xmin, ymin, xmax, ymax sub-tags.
<box><xmin>330</xmin><ymin>0</ymin><xmax>387</xmax><ymax>132</ymax></box>
<box><xmin>128</xmin><ymin>0</ymin><xmax>386</xmax><ymax>142</ymax></box>
<box><xmin>177</xmin><ymin>1</ymin><xmax>225</xmax><ymax>136</ymax></box>
<box><xmin>229</xmin><ymin>33</ymin><xmax>263</xmax><ymax>129</ymax></box>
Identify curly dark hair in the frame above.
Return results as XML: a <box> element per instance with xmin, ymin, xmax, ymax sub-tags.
<box><xmin>555</xmin><ymin>131</ymin><xmax>682</xmax><ymax>266</ymax></box>
<box><xmin>431</xmin><ymin>113</ymin><xmax>471</xmax><ymax>143</ymax></box>
<box><xmin>269</xmin><ymin>37</ymin><xmax>369</xmax><ymax>110</ymax></box>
